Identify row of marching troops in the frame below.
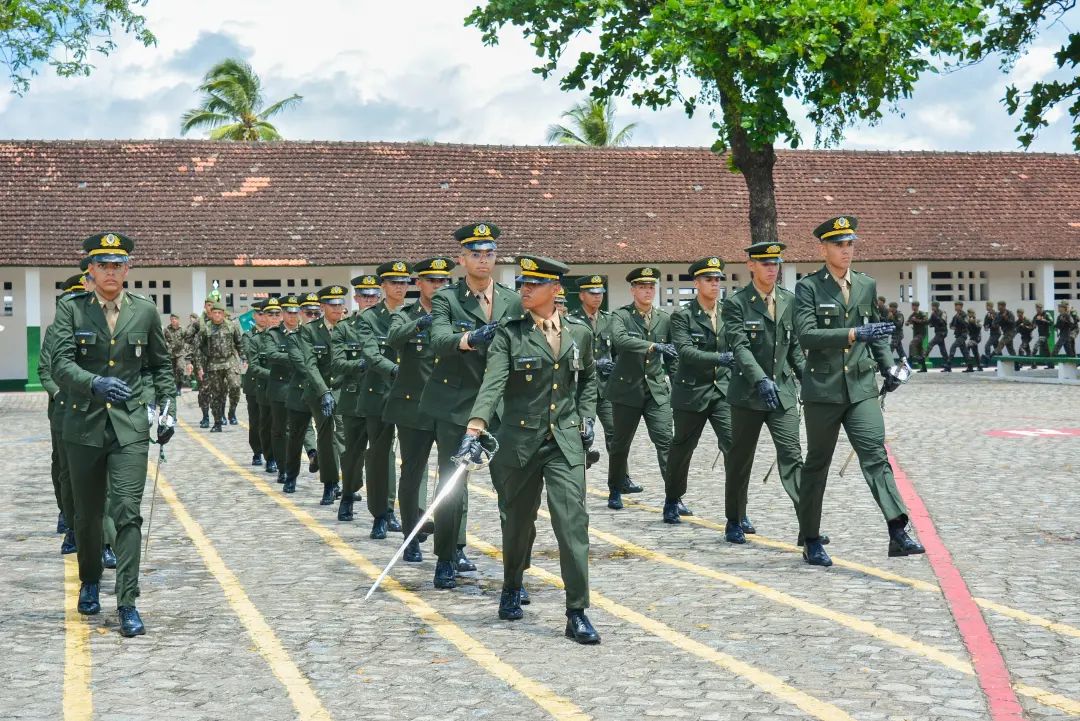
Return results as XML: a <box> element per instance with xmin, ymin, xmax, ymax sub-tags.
<box><xmin>40</xmin><ymin>215</ymin><xmax>926</xmax><ymax>644</ymax></box>
<box><xmin>879</xmin><ymin>297</ymin><xmax>1079</xmax><ymax>371</ymax></box>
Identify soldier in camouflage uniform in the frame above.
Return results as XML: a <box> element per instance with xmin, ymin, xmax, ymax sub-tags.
<box><xmin>948</xmin><ymin>301</ymin><xmax>972</xmax><ymax>371</ymax></box>
<box><xmin>927</xmin><ymin>301</ymin><xmax>950</xmax><ymax>371</ymax></box>
<box><xmin>1053</xmin><ymin>301</ymin><xmax>1078</xmax><ymax>357</ymax></box>
<box><xmin>185</xmin><ymin>294</ymin><xmax>216</xmax><ymax>427</ymax></box>
<box><xmin>1033</xmin><ymin>303</ymin><xmax>1052</xmax><ymax>362</ymax></box>
<box><xmin>994</xmin><ymin>301</ymin><xmax>1017</xmax><ymax>356</ymax></box>
<box><xmin>886</xmin><ymin>302</ymin><xmax>905</xmax><ymax>361</ymax></box>
<box><xmin>965</xmin><ymin>309</ymin><xmax>985</xmax><ymax>371</ymax></box>
<box><xmin>163</xmin><ymin>314</ymin><xmax>186</xmax><ymax>393</ymax></box>
<box><xmin>198</xmin><ymin>299</ymin><xmax>245</xmax><ymax>432</ymax></box>
<box><xmin>1016</xmin><ymin>309</ymin><xmax>1035</xmax><ymax>369</ymax></box>
<box><xmin>905</xmin><ymin>301</ymin><xmax>929</xmax><ymax>371</ymax></box>
<box><xmin>983</xmin><ymin>301</ymin><xmax>1000</xmax><ymax>363</ymax></box>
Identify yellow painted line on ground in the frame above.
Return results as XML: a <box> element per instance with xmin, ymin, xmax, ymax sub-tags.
<box><xmin>155</xmin><ymin>468</ymin><xmax>333</xmax><ymax>721</ymax></box>
<box><xmin>474</xmin><ymin>484</ymin><xmax>1080</xmax><ymax>716</ymax></box>
<box><xmin>584</xmin><ymin>486</ymin><xmax>1080</xmax><ymax>640</ymax></box>
<box><xmin>182</xmin><ymin>420</ymin><xmax>588</xmax><ymax>721</ymax></box>
<box><xmin>466</xmin><ymin>535</ymin><xmax>854</xmax><ymax>721</ymax></box>
<box><xmin>63</xmin><ymin>554</ymin><xmax>92</xmax><ymax>721</ymax></box>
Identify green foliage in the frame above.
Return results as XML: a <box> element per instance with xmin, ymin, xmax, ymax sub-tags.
<box><xmin>0</xmin><ymin>0</ymin><xmax>155</xmax><ymax>94</ymax></box>
<box><xmin>974</xmin><ymin>0</ymin><xmax>1078</xmax><ymax>150</ymax></box>
<box><xmin>546</xmin><ymin>97</ymin><xmax>638</xmax><ymax>145</ymax></box>
<box><xmin>467</xmin><ymin>0</ymin><xmax>986</xmax><ymax>152</ymax></box>
<box><xmin>180</xmin><ymin>58</ymin><xmax>302</xmax><ymax>141</ymax></box>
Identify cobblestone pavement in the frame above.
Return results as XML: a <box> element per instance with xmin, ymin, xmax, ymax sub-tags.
<box><xmin>2</xmin><ymin>372</ymin><xmax>1078</xmax><ymax>721</ymax></box>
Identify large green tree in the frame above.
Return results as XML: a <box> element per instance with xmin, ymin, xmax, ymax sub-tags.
<box><xmin>180</xmin><ymin>58</ymin><xmax>302</xmax><ymax>141</ymax></box>
<box><xmin>468</xmin><ymin>1</ymin><xmax>986</xmax><ymax>244</ymax></box>
<box><xmin>546</xmin><ymin>97</ymin><xmax>638</xmax><ymax>146</ymax></box>
<box><xmin>0</xmin><ymin>0</ymin><xmax>154</xmax><ymax>94</ymax></box>
<box><xmin>973</xmin><ymin>0</ymin><xmax>1078</xmax><ymax>150</ymax></box>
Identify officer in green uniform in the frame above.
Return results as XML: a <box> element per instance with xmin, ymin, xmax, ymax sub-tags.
<box><xmin>298</xmin><ymin>285</ymin><xmax>348</xmax><ymax>504</ymax></box>
<box><xmin>722</xmin><ymin>243</ymin><xmax>811</xmax><ymax>544</ymax></box>
<box><xmin>606</xmin><ymin>267</ymin><xmax>678</xmax><ymax>510</ymax></box>
<box><xmin>384</xmin><ymin>257</ymin><xmax>456</xmax><ymax>562</ymax></box>
<box><xmin>794</xmin><ymin>216</ymin><xmax>925</xmax><ymax>567</ymax></box>
<box><xmin>420</xmin><ymin>222</ymin><xmax>521</xmax><ymax>589</ymax></box>
<box><xmin>52</xmin><ymin>231</ymin><xmax>176</xmax><ymax>636</ymax></box>
<box><xmin>334</xmin><ymin>275</ymin><xmax>378</xmax><ymax>519</ymax></box>
<box><xmin>241</xmin><ymin>303</ymin><xmax>265</xmax><ymax>466</ymax></box>
<box><xmin>251</xmin><ymin>299</ymin><xmax>282</xmax><ymax>475</ymax></box>
<box><xmin>666</xmin><ymin>256</ymin><xmax>734</xmax><ymax>523</ymax></box>
<box><xmin>285</xmin><ymin>293</ymin><xmax>328</xmax><ymax>498</ymax></box>
<box><xmin>256</xmin><ymin>297</ymin><xmax>295</xmax><ymax>486</ymax></box>
<box><xmin>460</xmin><ymin>254</ymin><xmax>599</xmax><ymax>644</ymax></box>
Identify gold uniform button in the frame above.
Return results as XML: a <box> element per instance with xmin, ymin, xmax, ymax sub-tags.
<box><xmin>443</xmin><ymin>379</ymin><xmax>448</xmax><ymax>383</ymax></box>
<box><xmin>108</xmin><ymin>360</ymin><xmax>115</xmax><ymax>366</ymax></box>
<box><xmin>520</xmin><ymin>420</ymin><xmax>526</xmax><ymax>426</ymax></box>
<box><xmin>106</xmin><ymin>402</ymin><xmax>111</xmax><ymax>408</ymax></box>
<box><xmin>552</xmin><ymin>383</ymin><xmax>558</xmax><ymax>390</ymax></box>
<box><xmin>405</xmin><ymin>394</ymin><xmax>411</xmax><ymax>400</ymax></box>
<box><xmin>553</xmin><ymin>363</ymin><xmax>559</xmax><ymax>369</ymax></box>
<box><xmin>844</xmin><ymin>365</ymin><xmax>849</xmax><ymax>371</ymax></box>
<box><xmin>110</xmin><ymin>339</ymin><xmax>116</xmax><ymax>345</ymax></box>
<box><xmin>550</xmin><ymin>403</ymin><xmax>556</xmax><ymax>410</ymax></box>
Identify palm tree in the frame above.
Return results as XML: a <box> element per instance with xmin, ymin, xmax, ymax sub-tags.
<box><xmin>180</xmin><ymin>59</ymin><xmax>302</xmax><ymax>140</ymax></box>
<box><xmin>545</xmin><ymin>98</ymin><xmax>638</xmax><ymax>147</ymax></box>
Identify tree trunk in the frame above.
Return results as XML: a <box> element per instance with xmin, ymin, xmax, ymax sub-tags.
<box><xmin>728</xmin><ymin>125</ymin><xmax>779</xmax><ymax>246</ymax></box>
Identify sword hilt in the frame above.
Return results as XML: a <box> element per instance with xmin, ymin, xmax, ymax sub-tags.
<box><xmin>450</xmin><ymin>429</ymin><xmax>499</xmax><ymax>470</ymax></box>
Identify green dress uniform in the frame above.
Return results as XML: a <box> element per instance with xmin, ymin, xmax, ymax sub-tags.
<box><xmin>721</xmin><ymin>243</ymin><xmax>806</xmax><ymax>541</ymax></box>
<box><xmin>240</xmin><ymin>319</ymin><xmax>264</xmax><ymax>463</ymax></box>
<box><xmin>667</xmin><ymin>258</ymin><xmax>733</xmax><ymax>520</ymax></box>
<box><xmin>382</xmin><ymin>257</ymin><xmax>458</xmax><ymax>559</ymax></box>
<box><xmin>419</xmin><ymin>222</ymin><xmax>521</xmax><ymax>573</ymax></box>
<box><xmin>285</xmin><ymin>294</ymin><xmax>322</xmax><ymax>490</ymax></box>
<box><xmin>332</xmin><ymin>291</ymin><xmax>371</xmax><ymax>516</ymax></box>
<box><xmin>606</xmin><ymin>267</ymin><xmax>676</xmax><ymax>507</ymax></box>
<box><xmin>466</xmin><ymin>255</ymin><xmax>599</xmax><ymax>643</ymax></box>
<box><xmin>795</xmin><ymin>217</ymin><xmax>923</xmax><ymax>566</ymax></box>
<box><xmin>568</xmin><ymin>275</ymin><xmax>617</xmax><ymax>465</ymax></box>
<box><xmin>297</xmin><ymin>286</ymin><xmax>347</xmax><ymax>496</ymax></box>
<box><xmin>263</xmin><ymin>318</ymin><xmax>295</xmax><ymax>485</ymax></box>
<box><xmin>52</xmin><ymin>232</ymin><xmax>175</xmax><ymax>631</ymax></box>
<box><xmin>250</xmin><ymin>306</ymin><xmax>283</xmax><ymax>467</ymax></box>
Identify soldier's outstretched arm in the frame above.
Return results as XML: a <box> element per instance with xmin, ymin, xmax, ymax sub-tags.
<box><xmin>794</xmin><ymin>280</ymin><xmax>852</xmax><ymax>349</ymax></box>
<box><xmin>671</xmin><ymin>308</ymin><xmax>716</xmax><ymax>371</ymax></box>
<box><xmin>147</xmin><ymin>313</ymin><xmax>175</xmax><ymax>412</ymax></box>
<box><xmin>385</xmin><ymin>309</ymin><xmax>419</xmax><ymax>350</ymax></box>
<box><xmin>610</xmin><ymin>310</ymin><xmax>654</xmax><ymax>355</ymax></box>
<box><xmin>467</xmin><ymin>327</ymin><xmax>512</xmax><ymax>426</ymax></box>
<box><xmin>722</xmin><ymin>297</ymin><xmax>766</xmax><ymax>386</ymax></box>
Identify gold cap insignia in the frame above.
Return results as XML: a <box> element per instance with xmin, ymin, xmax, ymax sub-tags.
<box><xmin>331</xmin><ymin>286</ymin><xmax>344</xmax><ymax>294</ymax></box>
<box><xmin>475</xmin><ymin>224</ymin><xmax>491</xmax><ymax>237</ymax></box>
<box><xmin>364</xmin><ymin>276</ymin><xmax>376</xmax><ymax>286</ymax></box>
<box><xmin>641</xmin><ymin>268</ymin><xmax>654</xmax><ymax>277</ymax></box>
<box><xmin>392</xmin><ymin>261</ymin><xmax>406</xmax><ymax>272</ymax></box>
<box><xmin>766</xmin><ymin>244</ymin><xmax>781</xmax><ymax>254</ymax></box>
<box><xmin>707</xmin><ymin>257</ymin><xmax>720</xmax><ymax>267</ymax></box>
<box><xmin>520</xmin><ymin>258</ymin><xmax>539</xmax><ymax>271</ymax></box>
<box><xmin>431</xmin><ymin>259</ymin><xmax>447</xmax><ymax>270</ymax></box>
<box><xmin>833</xmin><ymin>217</ymin><xmax>850</xmax><ymax>230</ymax></box>
<box><xmin>101</xmin><ymin>234</ymin><xmax>121</xmax><ymax>248</ymax></box>
<box><xmin>590</xmin><ymin>275</ymin><xmax>602</xmax><ymax>284</ymax></box>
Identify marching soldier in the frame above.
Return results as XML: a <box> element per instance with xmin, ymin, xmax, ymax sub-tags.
<box><xmin>667</xmin><ymin>256</ymin><xmax>734</xmax><ymax>524</ymax></box>
<box><xmin>335</xmin><ymin>275</ymin><xmax>378</xmax><ymax>518</ymax></box>
<box><xmin>983</xmin><ymin>301</ymin><xmax>1000</xmax><ymax>363</ymax></box>
<box><xmin>965</xmin><ymin>309</ymin><xmax>985</xmax><ymax>371</ymax></box>
<box><xmin>253</xmin><ymin>297</ymin><xmax>293</xmax><ymax>486</ymax></box>
<box><xmin>569</xmin><ymin>275</ymin><xmax>639</xmax><ymax>490</ymax></box>
<box><xmin>948</xmin><ymin>301</ymin><xmax>973</xmax><ymax>371</ymax></box>
<box><xmin>875</xmin><ymin>295</ymin><xmax>888</xmax><ymax>319</ymax></box>
<box><xmin>421</xmin><ymin>222</ymin><xmax>521</xmax><ymax>590</ymax></box>
<box><xmin>241</xmin><ymin>303</ymin><xmax>266</xmax><ymax>466</ymax></box>
<box><xmin>722</xmin><ymin>243</ymin><xmax>810</xmax><ymax>544</ymax></box>
<box><xmin>1054</xmin><ymin>301</ymin><xmax>1078</xmax><ymax>357</ymax></box>
<box><xmin>994</xmin><ymin>301</ymin><xmax>1017</xmax><ymax>356</ymax></box>
<box><xmin>606</xmin><ymin>267</ymin><xmax>678</xmax><ymax>510</ymax></box>
<box><xmin>273</xmin><ymin>294</ymin><xmax>310</xmax><ymax>489</ymax></box>
<box><xmin>1034</xmin><ymin>303</ymin><xmax>1053</xmax><ymax>362</ymax></box>
<box><xmin>459</xmin><ymin>255</ymin><xmax>599</xmax><ymax>643</ymax></box>
<box><xmin>251</xmin><ymin>299</ymin><xmax>282</xmax><ymax>475</ymax></box>
<box><xmin>905</xmin><ymin>301</ymin><xmax>929</xmax><ymax>371</ymax></box>
<box><xmin>384</xmin><ymin>257</ymin><xmax>456</xmax><ymax>562</ymax></box>
<box><xmin>927</xmin><ymin>301</ymin><xmax>950</xmax><ymax>371</ymax></box>
<box><xmin>284</xmin><ymin>293</ymin><xmax>327</xmax><ymax>498</ymax></box>
<box><xmin>163</xmin><ymin>314</ymin><xmax>186</xmax><ymax>393</ymax></box>
<box><xmin>297</xmin><ymin>285</ymin><xmax>348</xmax><ymax>505</ymax></box>
<box><xmin>794</xmin><ymin>216</ymin><xmax>924</xmax><ymax>567</ymax></box>
<box><xmin>1016</xmin><ymin>309</ymin><xmax>1035</xmax><ymax>369</ymax></box>
<box><xmin>555</xmin><ymin>287</ymin><xmax>568</xmax><ymax>316</ymax></box>
<box><xmin>52</xmin><ymin>231</ymin><xmax>176</xmax><ymax>637</ymax></box>
<box><xmin>886</xmin><ymin>302</ymin><xmax>906</xmax><ymax>361</ymax></box>
<box><xmin>197</xmin><ymin>298</ymin><xmax>245</xmax><ymax>432</ymax></box>
<box><xmin>185</xmin><ymin>293</ymin><xmax>217</xmax><ymax>427</ymax></box>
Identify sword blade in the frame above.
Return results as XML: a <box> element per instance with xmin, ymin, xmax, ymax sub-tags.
<box><xmin>364</xmin><ymin>461</ymin><xmax>470</xmax><ymax>600</ymax></box>
<box><xmin>838</xmin><ymin>448</ymin><xmax>856</xmax><ymax>477</ymax></box>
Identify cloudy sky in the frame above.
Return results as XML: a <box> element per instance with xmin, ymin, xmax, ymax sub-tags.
<box><xmin>0</xmin><ymin>0</ymin><xmax>1075</xmax><ymax>152</ymax></box>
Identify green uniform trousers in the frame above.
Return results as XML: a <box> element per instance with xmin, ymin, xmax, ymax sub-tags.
<box><xmin>48</xmin><ymin>411</ymin><xmax>64</xmax><ymax>514</ymax></box>
<box><xmin>245</xmin><ymin>393</ymin><xmax>262</xmax><ymax>456</ymax></box>
<box><xmin>304</xmin><ymin>399</ymin><xmax>341</xmax><ymax>488</ymax></box>
<box><xmin>363</xmin><ymin>417</ymin><xmax>396</xmax><ymax>519</ymax></box>
<box><xmin>269</xmin><ymin>401</ymin><xmax>289</xmax><ymax>469</ymax></box>
<box><xmin>66</xmin><ymin>422</ymin><xmax>146</xmax><ymax>607</ymax></box>
<box><xmin>607</xmin><ymin>397</ymin><xmax>672</xmax><ymax>491</ymax></box>
<box><xmin>257</xmin><ymin>400</ymin><xmax>275</xmax><ymax>465</ymax></box>
<box><xmin>396</xmin><ymin>426</ymin><xmax>433</xmax><ymax>538</ymax></box>
<box><xmin>491</xmin><ymin>438</ymin><xmax>590</xmax><ymax>610</ymax></box>
<box><xmin>596</xmin><ymin>397</ymin><xmax>615</xmax><ymax>453</ymax></box>
<box><xmin>285</xmin><ymin>409</ymin><xmax>313</xmax><ymax>478</ymax></box>
<box><xmin>55</xmin><ymin>425</ymin><xmax>115</xmax><ymax>548</ymax></box>
<box><xmin>667</xmin><ymin>399</ymin><xmax>731</xmax><ymax>502</ymax></box>
<box><xmin>340</xmin><ymin>414</ymin><xmax>368</xmax><ymax>498</ymax></box>
<box><xmin>432</xmin><ymin>420</ymin><xmax>473</xmax><ymax>562</ymax></box>
<box><xmin>800</xmin><ymin>398</ymin><xmax>908</xmax><ymax>539</ymax></box>
<box><xmin>725</xmin><ymin>404</ymin><xmax>801</xmax><ymax>525</ymax></box>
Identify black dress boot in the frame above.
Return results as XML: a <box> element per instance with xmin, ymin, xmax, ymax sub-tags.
<box><xmin>56</xmin><ymin>512</ymin><xmax>67</xmax><ymax>534</ymax></box>
<box><xmin>662</xmin><ymin>499</ymin><xmax>681</xmax><ymax>524</ymax></box>
<box><xmin>370</xmin><ymin>514</ymin><xmax>388</xmax><ymax>539</ymax></box>
<box><xmin>199</xmin><ymin>413</ymin><xmax>210</xmax><ymax>429</ymax></box>
<box><xmin>887</xmin><ymin>518</ymin><xmax>926</xmax><ymax>557</ymax></box>
<box><xmin>118</xmin><ymin>606</ymin><xmax>146</xmax><ymax>637</ymax></box>
<box><xmin>337</xmin><ymin>498</ymin><xmax>354</xmax><ymax>522</ymax></box>
<box><xmin>498</xmin><ymin>589</ymin><xmax>524</xmax><ymax>621</ymax></box>
<box><xmin>520</xmin><ymin>586</ymin><xmax>531</xmax><ymax>605</ymax></box>
<box><xmin>320</xmin><ymin>484</ymin><xmax>335</xmax><ymax>506</ymax></box>
<box><xmin>456</xmin><ymin>547</ymin><xmax>476</xmax><ymax>572</ymax></box>
<box><xmin>386</xmin><ymin>510</ymin><xmax>402</xmax><ymax>533</ymax></box>
<box><xmin>282</xmin><ymin>474</ymin><xmax>297</xmax><ymax>494</ymax></box>
<box><xmin>251</xmin><ymin>453</ymin><xmax>263</xmax><ymax>466</ymax></box>
<box><xmin>403</xmin><ymin>539</ymin><xmax>422</xmax><ymax>563</ymax></box>
<box><xmin>61</xmin><ymin>529</ymin><xmax>77</xmax><ymax>555</ymax></box>
<box><xmin>277</xmin><ymin>469</ymin><xmax>286</xmax><ymax>485</ymax></box>
<box><xmin>77</xmin><ymin>582</ymin><xmax>100</xmax><ymax>615</ymax></box>
<box><xmin>725</xmin><ymin>520</ymin><xmax>746</xmax><ymax>544</ymax></box>
<box><xmin>620</xmin><ymin>475</ymin><xmax>643</xmax><ymax>494</ymax></box>
<box><xmin>740</xmin><ymin>516</ymin><xmax>756</xmax><ymax>534</ymax></box>
<box><xmin>565</xmin><ymin>609</ymin><xmax>600</xmax><ymax>644</ymax></box>
<box><xmin>607</xmin><ymin>488</ymin><xmax>623</xmax><ymax>510</ymax></box>
<box><xmin>307</xmin><ymin>450</ymin><xmax>319</xmax><ymax>473</ymax></box>
<box><xmin>677</xmin><ymin>498</ymin><xmax>693</xmax><ymax>516</ymax></box>
<box><xmin>797</xmin><ymin>532</ymin><xmax>830</xmax><ymax>546</ymax></box>
<box><xmin>210</xmin><ymin>419</ymin><xmax>223</xmax><ymax>432</ymax></box>
<box><xmin>102</xmin><ymin>545</ymin><xmax>117</xmax><ymax>569</ymax></box>
<box><xmin>265</xmin><ymin>459</ymin><xmax>278</xmax><ymax>474</ymax></box>
<box><xmin>802</xmin><ymin>538</ymin><xmax>833</xmax><ymax>567</ymax></box>
<box><xmin>228</xmin><ymin>412</ymin><xmax>239</xmax><ymax>425</ymax></box>
<box><xmin>433</xmin><ymin>560</ymin><xmax>457</xmax><ymax>589</ymax></box>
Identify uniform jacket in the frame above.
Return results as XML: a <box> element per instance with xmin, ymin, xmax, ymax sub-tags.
<box><xmin>383</xmin><ymin>301</ymin><xmax>436</xmax><ymax>431</ymax></box>
<box><xmin>888</xmin><ymin>311</ymin><xmax>905</xmax><ymax>343</ymax></box>
<box><xmin>997</xmin><ymin>309</ymin><xmax>1017</xmax><ymax>335</ymax></box>
<box><xmin>51</xmin><ymin>291</ymin><xmax>174</xmax><ymax>447</ymax></box>
<box><xmin>297</xmin><ymin>319</ymin><xmax>340</xmax><ymax>404</ymax></box>
<box><xmin>906</xmin><ymin>311</ymin><xmax>929</xmax><ymax>338</ymax></box>
<box><xmin>608</xmin><ymin>304</ymin><xmax>675</xmax><ymax>408</ymax></box>
<box><xmin>1017</xmin><ymin>317</ymin><xmax>1034</xmax><ymax>341</ymax></box>
<box><xmin>421</xmin><ymin>279</ymin><xmax>521</xmax><ymax>427</ymax></box>
<box><xmin>261</xmin><ymin>326</ymin><xmax>293</xmax><ymax>404</ymax></box>
<box><xmin>182</xmin><ymin>313</ymin><xmax>208</xmax><ymax>372</ymax></box>
<box><xmin>199</xmin><ymin>319</ymin><xmax>245</xmax><ymax>372</ymax></box>
<box><xmin>670</xmin><ymin>299</ymin><xmax>731</xmax><ymax>412</ymax></box>
<box><xmin>285</xmin><ymin>326</ymin><xmax>311</xmax><ymax>413</ymax></box>
<box><xmin>240</xmin><ymin>328</ymin><xmax>260</xmax><ymax>396</ymax></box>
<box><xmin>929</xmin><ymin>309</ymin><xmax>948</xmax><ymax>337</ymax></box>
<box><xmin>950</xmin><ymin>311</ymin><xmax>968</xmax><ymax>338</ymax></box>
<box><xmin>354</xmin><ymin>301</ymin><xmax>401</xmax><ymax>418</ymax></box>
<box><xmin>469</xmin><ymin>313</ymin><xmax>597</xmax><ymax>469</ymax></box>
<box><xmin>793</xmin><ymin>266</ymin><xmax>893</xmax><ymax>405</ymax></box>
<box><xmin>569</xmin><ymin>307</ymin><xmax>615</xmax><ymax>399</ymax></box>
<box><xmin>723</xmin><ymin>284</ymin><xmax>804</xmax><ymax>412</ymax></box>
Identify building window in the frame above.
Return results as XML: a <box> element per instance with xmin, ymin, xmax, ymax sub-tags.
<box><xmin>253</xmin><ymin>279</ymin><xmax>281</xmax><ymax>288</ymax></box>
<box><xmin>134</xmin><ymin>281</ymin><xmax>143</xmax><ymax>289</ymax></box>
<box><xmin>2</xmin><ymin>281</ymin><xmax>12</xmax><ymax>316</ymax></box>
<box><xmin>163</xmin><ymin>280</ymin><xmax>171</xmax><ymax>289</ymax></box>
<box><xmin>149</xmin><ymin>280</ymin><xmax>157</xmax><ymax>289</ymax></box>
<box><xmin>314</xmin><ymin>279</ymin><xmax>322</xmax><ymax>287</ymax></box>
<box><xmin>225</xmin><ymin>279</ymin><xmax>234</xmax><ymax>288</ymax></box>
<box><xmin>162</xmin><ymin>294</ymin><xmax>171</xmax><ymax>314</ymax></box>
<box><xmin>240</xmin><ymin>279</ymin><xmax>248</xmax><ymax>288</ymax></box>
<box><xmin>287</xmin><ymin>279</ymin><xmax>295</xmax><ymax>287</ymax></box>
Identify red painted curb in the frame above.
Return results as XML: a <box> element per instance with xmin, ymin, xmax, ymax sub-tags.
<box><xmin>886</xmin><ymin>445</ymin><xmax>1026</xmax><ymax>721</ymax></box>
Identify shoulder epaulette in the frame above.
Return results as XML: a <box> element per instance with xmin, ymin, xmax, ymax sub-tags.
<box><xmin>563</xmin><ymin>315</ymin><xmax>587</xmax><ymax>327</ymax></box>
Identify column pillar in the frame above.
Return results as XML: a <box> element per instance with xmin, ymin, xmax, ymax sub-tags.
<box><xmin>191</xmin><ymin>268</ymin><xmax>207</xmax><ymax>314</ymax></box>
<box><xmin>1039</xmin><ymin>262</ymin><xmax>1056</xmax><ymax>305</ymax></box>
<box><xmin>913</xmin><ymin>263</ymin><xmax>930</xmax><ymax>307</ymax></box>
<box><xmin>24</xmin><ymin>268</ymin><xmax>42</xmax><ymax>391</ymax></box>
<box><xmin>782</xmin><ymin>263</ymin><xmax>797</xmax><ymax>291</ymax></box>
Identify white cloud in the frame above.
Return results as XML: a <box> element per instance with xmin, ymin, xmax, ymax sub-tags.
<box><xmin>912</xmin><ymin>104</ymin><xmax>975</xmax><ymax>137</ymax></box>
<box><xmin>1009</xmin><ymin>45</ymin><xmax>1058</xmax><ymax>89</ymax></box>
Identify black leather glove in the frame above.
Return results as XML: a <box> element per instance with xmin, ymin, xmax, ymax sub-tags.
<box><xmin>320</xmin><ymin>390</ymin><xmax>336</xmax><ymax>417</ymax></box>
<box><xmin>756</xmin><ymin>377</ymin><xmax>781</xmax><ymax>410</ymax></box>
<box><xmin>882</xmin><ymin>371</ymin><xmax>902</xmax><ymax>393</ymax></box>
<box><xmin>854</xmin><ymin>322</ymin><xmax>895</xmax><ymax>342</ymax></box>
<box><xmin>357</xmin><ymin>357</ymin><xmax>368</xmax><ymax>372</ymax></box>
<box><xmin>452</xmin><ymin>433</ymin><xmax>485</xmax><ymax>466</ymax></box>
<box><xmin>91</xmin><ymin>376</ymin><xmax>131</xmax><ymax>403</ymax></box>
<box><xmin>390</xmin><ymin>364</ymin><xmax>399</xmax><ymax>379</ymax></box>
<box><xmin>466</xmin><ymin>321</ymin><xmax>499</xmax><ymax>347</ymax></box>
<box><xmin>653</xmin><ymin>343</ymin><xmax>678</xmax><ymax>361</ymax></box>
<box><xmin>715</xmin><ymin>352</ymin><xmax>735</xmax><ymax>368</ymax></box>
<box><xmin>585</xmin><ymin>448</ymin><xmax>601</xmax><ymax>469</ymax></box>
<box><xmin>580</xmin><ymin>418</ymin><xmax>595</xmax><ymax>449</ymax></box>
<box><xmin>157</xmin><ymin>412</ymin><xmax>176</xmax><ymax>445</ymax></box>
<box><xmin>416</xmin><ymin>313</ymin><xmax>433</xmax><ymax>330</ymax></box>
<box><xmin>595</xmin><ymin>358</ymin><xmax>616</xmax><ymax>375</ymax></box>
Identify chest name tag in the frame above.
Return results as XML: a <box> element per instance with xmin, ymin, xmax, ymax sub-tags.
<box><xmin>513</xmin><ymin>356</ymin><xmax>542</xmax><ymax>371</ymax></box>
